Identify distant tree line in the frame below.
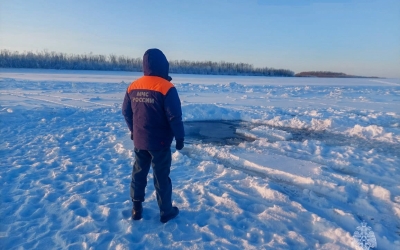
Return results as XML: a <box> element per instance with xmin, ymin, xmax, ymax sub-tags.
<box><xmin>295</xmin><ymin>71</ymin><xmax>347</xmax><ymax>77</ymax></box>
<box><xmin>294</xmin><ymin>71</ymin><xmax>378</xmax><ymax>78</ymax></box>
<box><xmin>0</xmin><ymin>50</ymin><xmax>294</xmax><ymax>77</ymax></box>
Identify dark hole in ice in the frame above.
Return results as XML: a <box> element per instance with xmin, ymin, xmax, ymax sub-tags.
<box><xmin>184</xmin><ymin>120</ymin><xmax>255</xmax><ymax>146</ymax></box>
<box><xmin>184</xmin><ymin>120</ymin><xmax>400</xmax><ymax>157</ymax></box>
<box><xmin>184</xmin><ymin>120</ymin><xmax>327</xmax><ymax>146</ymax></box>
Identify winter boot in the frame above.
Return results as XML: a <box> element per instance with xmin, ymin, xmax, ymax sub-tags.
<box><xmin>160</xmin><ymin>207</ymin><xmax>179</xmax><ymax>223</ymax></box>
<box><xmin>132</xmin><ymin>201</ymin><xmax>143</xmax><ymax>220</ymax></box>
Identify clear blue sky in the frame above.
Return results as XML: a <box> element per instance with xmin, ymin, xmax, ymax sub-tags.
<box><xmin>1</xmin><ymin>0</ymin><xmax>399</xmax><ymax>77</ymax></box>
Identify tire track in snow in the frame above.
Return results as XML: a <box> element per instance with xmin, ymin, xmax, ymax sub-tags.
<box><xmin>285</xmin><ymin>98</ymin><xmax>394</xmax><ymax>113</ymax></box>
<box><xmin>180</xmin><ymin>144</ymin><xmax>400</xmax><ymax>241</ymax></box>
<box><xmin>369</xmin><ymin>79</ymin><xmax>400</xmax><ymax>86</ymax></box>
<box><xmin>0</xmin><ymin>92</ymin><xmax>81</xmax><ymax>109</ymax></box>
<box><xmin>0</xmin><ymin>91</ymin><xmax>115</xmax><ymax>108</ymax></box>
<box><xmin>26</xmin><ymin>92</ymin><xmax>115</xmax><ymax>107</ymax></box>
<box><xmin>184</xmin><ymin>145</ymin><xmax>344</xmax><ymax>202</ymax></box>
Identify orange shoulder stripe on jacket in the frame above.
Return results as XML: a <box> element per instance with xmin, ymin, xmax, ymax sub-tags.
<box><xmin>128</xmin><ymin>76</ymin><xmax>174</xmax><ymax>95</ymax></box>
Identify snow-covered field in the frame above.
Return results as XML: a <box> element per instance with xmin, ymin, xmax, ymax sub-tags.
<box><xmin>1</xmin><ymin>68</ymin><xmax>399</xmax><ymax>249</ymax></box>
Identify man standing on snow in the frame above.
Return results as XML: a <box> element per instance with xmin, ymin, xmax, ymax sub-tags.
<box><xmin>122</xmin><ymin>48</ymin><xmax>184</xmax><ymax>223</ymax></box>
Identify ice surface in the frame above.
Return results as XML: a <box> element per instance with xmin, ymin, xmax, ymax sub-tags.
<box><xmin>1</xmin><ymin>69</ymin><xmax>400</xmax><ymax>249</ymax></box>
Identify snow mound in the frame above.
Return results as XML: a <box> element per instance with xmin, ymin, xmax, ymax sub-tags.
<box><xmin>346</xmin><ymin>124</ymin><xmax>400</xmax><ymax>143</ymax></box>
<box><xmin>236</xmin><ymin>126</ymin><xmax>292</xmax><ymax>141</ymax></box>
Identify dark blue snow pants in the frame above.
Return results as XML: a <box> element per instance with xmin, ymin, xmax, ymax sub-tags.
<box><xmin>130</xmin><ymin>147</ymin><xmax>173</xmax><ymax>215</ymax></box>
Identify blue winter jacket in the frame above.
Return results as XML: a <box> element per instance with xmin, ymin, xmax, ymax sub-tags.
<box><xmin>122</xmin><ymin>49</ymin><xmax>184</xmax><ymax>150</ymax></box>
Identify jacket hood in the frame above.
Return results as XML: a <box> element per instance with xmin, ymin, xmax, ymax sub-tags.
<box><xmin>143</xmin><ymin>48</ymin><xmax>172</xmax><ymax>81</ymax></box>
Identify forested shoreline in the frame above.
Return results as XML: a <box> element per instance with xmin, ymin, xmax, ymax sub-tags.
<box><xmin>295</xmin><ymin>71</ymin><xmax>379</xmax><ymax>78</ymax></box>
<box><xmin>0</xmin><ymin>50</ymin><xmax>294</xmax><ymax>77</ymax></box>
